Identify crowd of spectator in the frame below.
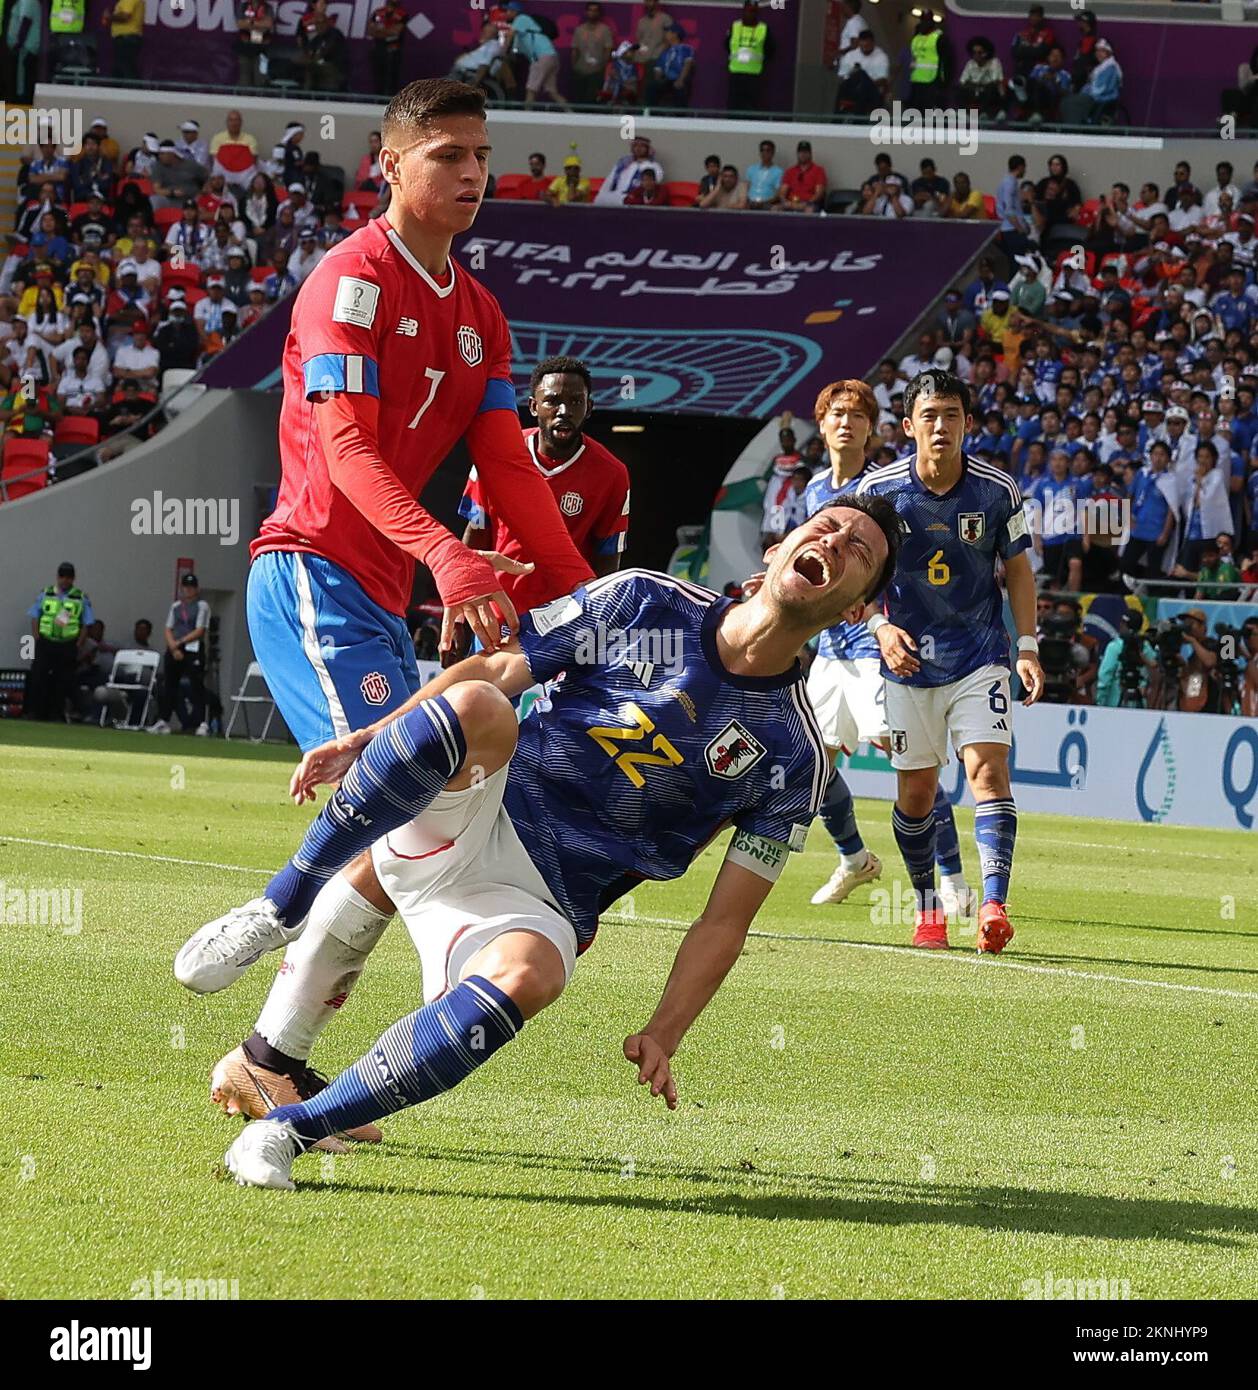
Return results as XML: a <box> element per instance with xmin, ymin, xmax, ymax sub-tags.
<box><xmin>0</xmin><ymin>110</ymin><xmax>389</xmax><ymax>495</ymax></box>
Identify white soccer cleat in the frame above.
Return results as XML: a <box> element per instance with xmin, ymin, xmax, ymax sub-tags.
<box><xmin>810</xmin><ymin>851</ymin><xmax>882</xmax><ymax>905</ymax></box>
<box><xmin>225</xmin><ymin>1119</ymin><xmax>304</xmax><ymax>1190</ymax></box>
<box><xmin>174</xmin><ymin>897</ymin><xmax>298</xmax><ymax>994</ymax></box>
<box><xmin>195</xmin><ymin>722</ymin><xmax>210</xmax><ymax>737</ymax></box>
<box><xmin>147</xmin><ymin>719</ymin><xmax>172</xmax><ymax>735</ymax></box>
<box><xmin>938</xmin><ymin>880</ymin><xmax>978</xmax><ymax>921</ymax></box>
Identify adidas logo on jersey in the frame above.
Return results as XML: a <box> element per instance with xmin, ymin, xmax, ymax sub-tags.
<box><xmin>993</xmin><ymin>718</ymin><xmax>1008</xmax><ymax>731</ymax></box>
<box><xmin>396</xmin><ymin>317</ymin><xmax>418</xmax><ymax>336</ymax></box>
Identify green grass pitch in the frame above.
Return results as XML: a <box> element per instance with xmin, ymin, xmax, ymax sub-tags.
<box><xmin>2</xmin><ymin>723</ymin><xmax>1256</xmax><ymax>1300</ymax></box>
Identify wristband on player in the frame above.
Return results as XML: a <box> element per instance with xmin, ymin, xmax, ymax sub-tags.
<box><xmin>1016</xmin><ymin>635</ymin><xmax>1040</xmax><ymax>655</ymax></box>
<box><xmin>866</xmin><ymin>614</ymin><xmax>890</xmax><ymax>636</ymax></box>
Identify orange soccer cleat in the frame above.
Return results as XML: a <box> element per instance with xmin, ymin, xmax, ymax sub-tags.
<box><xmin>912</xmin><ymin>907</ymin><xmax>949</xmax><ymax>950</ymax></box>
<box><xmin>210</xmin><ymin>1045</ymin><xmax>383</xmax><ymax>1151</ymax></box>
<box><xmin>976</xmin><ymin>901</ymin><xmax>1014</xmax><ymax>955</ymax></box>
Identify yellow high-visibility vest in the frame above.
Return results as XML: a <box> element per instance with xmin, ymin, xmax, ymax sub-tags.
<box><xmin>728</xmin><ymin>21</ymin><xmax>767</xmax><ymax>75</ymax></box>
<box><xmin>910</xmin><ymin>31</ymin><xmax>942</xmax><ymax>84</ymax></box>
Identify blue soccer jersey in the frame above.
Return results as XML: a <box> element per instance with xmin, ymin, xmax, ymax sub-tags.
<box><xmin>803</xmin><ymin>465</ymin><xmax>880</xmax><ymax>661</ymax></box>
<box><xmin>502</xmin><ymin>570</ymin><xmax>829</xmax><ymax>948</ymax></box>
<box><xmin>857</xmin><ymin>454</ymin><xmax>1030</xmax><ymax>688</ymax></box>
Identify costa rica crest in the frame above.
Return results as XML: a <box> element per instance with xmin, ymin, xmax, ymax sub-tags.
<box><xmin>456</xmin><ymin>324</ymin><xmax>483</xmax><ymax>366</ymax></box>
<box><xmin>360</xmin><ymin>671</ymin><xmax>391</xmax><ymax>705</ymax></box>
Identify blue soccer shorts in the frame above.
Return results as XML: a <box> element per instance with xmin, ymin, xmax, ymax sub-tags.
<box><xmin>247</xmin><ymin>550</ymin><xmax>423</xmax><ymax>752</ymax></box>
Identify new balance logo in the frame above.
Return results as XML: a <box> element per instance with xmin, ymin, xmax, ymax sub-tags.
<box><xmin>993</xmin><ymin>718</ymin><xmax>1008</xmax><ymax>730</ymax></box>
<box><xmin>396</xmin><ymin>317</ymin><xmax>418</xmax><ymax>336</ymax></box>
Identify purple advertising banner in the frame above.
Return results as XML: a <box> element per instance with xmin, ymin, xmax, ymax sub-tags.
<box><xmin>79</xmin><ymin>2</ymin><xmax>795</xmax><ymax>114</ymax></box>
<box><xmin>203</xmin><ymin>203</ymin><xmax>994</xmax><ymax>417</ymax></box>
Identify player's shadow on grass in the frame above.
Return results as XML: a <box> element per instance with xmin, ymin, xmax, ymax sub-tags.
<box><xmin>343</xmin><ymin>1145</ymin><xmax>1258</xmax><ymax>1247</ymax></box>
<box><xmin>1004</xmin><ymin>949</ymin><xmax>1258</xmax><ymax>979</ymax></box>
<box><xmin>1016</xmin><ymin>914</ymin><xmax>1258</xmax><ymax>945</ymax></box>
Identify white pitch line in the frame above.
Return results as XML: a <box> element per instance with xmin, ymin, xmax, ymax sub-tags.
<box><xmin>0</xmin><ymin>835</ymin><xmax>270</xmax><ymax>876</ymax></box>
<box><xmin>604</xmin><ymin>912</ymin><xmax>1258</xmax><ymax>1004</ymax></box>
<box><xmin>4</xmin><ymin>834</ymin><xmax>1253</xmax><ymax>1004</ymax></box>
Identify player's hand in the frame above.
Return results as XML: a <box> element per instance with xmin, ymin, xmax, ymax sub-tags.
<box><xmin>623</xmin><ymin>1033</ymin><xmax>678</xmax><ymax>1110</ymax></box>
<box><xmin>1017</xmin><ymin>654</ymin><xmax>1045</xmax><ymax>706</ymax></box>
<box><xmin>876</xmin><ymin>623</ymin><xmax>920</xmax><ymax>677</ymax></box>
<box><xmin>439</xmin><ymin>552</ymin><xmax>532</xmax><ymax>657</ymax></box>
<box><xmin>289</xmin><ymin>727</ymin><xmax>374</xmax><ymax>804</ymax></box>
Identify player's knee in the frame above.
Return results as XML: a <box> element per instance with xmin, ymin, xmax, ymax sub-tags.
<box><xmin>898</xmin><ymin>771</ymin><xmax>937</xmax><ymax>818</ymax></box>
<box><xmin>468</xmin><ymin>934</ymin><xmax>567</xmax><ymax>1020</ymax></box>
<box><xmin>445</xmin><ymin>679</ymin><xmax>518</xmax><ymax>769</ymax></box>
<box><xmin>964</xmin><ymin>745</ymin><xmax>1011</xmax><ymax>801</ymax></box>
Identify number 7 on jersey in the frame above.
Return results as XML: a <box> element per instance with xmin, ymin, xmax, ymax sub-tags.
<box><xmin>407</xmin><ymin>368</ymin><xmax>446</xmax><ymax>428</ymax></box>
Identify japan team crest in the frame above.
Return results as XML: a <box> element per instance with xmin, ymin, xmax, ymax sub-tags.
<box><xmin>704</xmin><ymin>720</ymin><xmax>767</xmax><ymax>780</ymax></box>
<box><xmin>958</xmin><ymin>512</ymin><xmax>985</xmax><ymax>544</ymax></box>
<box><xmin>456</xmin><ymin>324</ymin><xmax>483</xmax><ymax>366</ymax></box>
<box><xmin>360</xmin><ymin>671</ymin><xmax>391</xmax><ymax>705</ymax></box>
<box><xmin>890</xmin><ymin>730</ymin><xmax>908</xmax><ymax>754</ymax></box>
<box><xmin>560</xmin><ymin>490</ymin><xmax>584</xmax><ymax>516</ymax></box>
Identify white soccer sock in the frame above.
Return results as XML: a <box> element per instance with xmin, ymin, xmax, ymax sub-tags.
<box><xmin>839</xmin><ymin>849</ymin><xmax>869</xmax><ymax>873</ymax></box>
<box><xmin>941</xmin><ymin>871</ymin><xmax>970</xmax><ymax>894</ymax></box>
<box><xmin>255</xmin><ymin>873</ymin><xmax>392</xmax><ymax>1061</ymax></box>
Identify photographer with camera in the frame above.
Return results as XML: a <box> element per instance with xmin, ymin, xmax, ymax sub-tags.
<box><xmin>1096</xmin><ymin>608</ymin><xmax>1156</xmax><ymax>708</ymax></box>
<box><xmin>1146</xmin><ymin>607</ymin><xmax>1218</xmax><ymax>712</ymax></box>
<box><xmin>1210</xmin><ymin>615</ymin><xmax>1257</xmax><ymax>717</ymax></box>
<box><xmin>1241</xmin><ymin>617</ymin><xmax>1258</xmax><ymax>718</ymax></box>
<box><xmin>1036</xmin><ymin>598</ymin><xmax>1097</xmax><ymax>704</ymax></box>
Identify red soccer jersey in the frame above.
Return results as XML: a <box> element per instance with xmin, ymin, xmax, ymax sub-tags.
<box><xmin>253</xmin><ymin>216</ymin><xmax>590</xmax><ymax>615</ymax></box>
<box><xmin>459</xmin><ymin>428</ymin><xmax>630</xmax><ymax>613</ymax></box>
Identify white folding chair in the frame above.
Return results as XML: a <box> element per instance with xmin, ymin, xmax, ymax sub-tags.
<box><xmin>225</xmin><ymin>660</ymin><xmax>280</xmax><ymax>742</ymax></box>
<box><xmin>99</xmin><ymin>648</ymin><xmax>160</xmax><ymax>730</ymax></box>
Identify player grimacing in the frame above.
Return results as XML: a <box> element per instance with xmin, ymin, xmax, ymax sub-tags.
<box><xmin>799</xmin><ymin>380</ymin><xmax>977</xmax><ymax>920</ymax></box>
<box><xmin>199</xmin><ymin>498</ymin><xmax>900</xmax><ymax>1188</ymax></box>
<box><xmin>857</xmin><ymin>371</ymin><xmax>1044</xmax><ymax>953</ymax></box>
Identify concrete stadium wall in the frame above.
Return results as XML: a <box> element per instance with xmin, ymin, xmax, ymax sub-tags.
<box><xmin>0</xmin><ymin>389</ymin><xmax>281</xmax><ymax>714</ymax></box>
<box><xmin>34</xmin><ymin>83</ymin><xmax>1224</xmax><ymax>213</ymax></box>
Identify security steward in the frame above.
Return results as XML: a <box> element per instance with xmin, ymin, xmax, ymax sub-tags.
<box><xmin>27</xmin><ymin>560</ymin><xmax>93</xmax><ymax>720</ymax></box>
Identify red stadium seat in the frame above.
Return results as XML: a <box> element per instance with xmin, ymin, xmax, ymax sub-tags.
<box><xmin>161</xmin><ymin>263</ymin><xmax>202</xmax><ymax>293</ymax></box>
<box><xmin>154</xmin><ymin>206</ymin><xmax>183</xmax><ymax>232</ymax></box>
<box><xmin>982</xmin><ymin>193</ymin><xmax>997</xmax><ymax>219</ymax></box>
<box><xmin>341</xmin><ymin>216</ymin><xmax>367</xmax><ymax>232</ymax></box>
<box><xmin>665</xmin><ymin>180</ymin><xmax>700</xmax><ymax>207</ymax></box>
<box><xmin>250</xmin><ymin>266</ymin><xmax>272</xmax><ymax>283</ymax></box>
<box><xmin>588</xmin><ymin>177</ymin><xmax>604</xmax><ymax>195</ymax></box>
<box><xmin>493</xmin><ymin>173</ymin><xmax>534</xmax><ymax>201</ymax></box>
<box><xmin>342</xmin><ymin>189</ymin><xmax>377</xmax><ymax>217</ymax></box>
<box><xmin>213</xmin><ymin>143</ymin><xmax>257</xmax><ymax>175</ymax></box>
<box><xmin>119</xmin><ymin>176</ymin><xmax>153</xmax><ymax>198</ymax></box>
<box><xmin>54</xmin><ymin>416</ymin><xmax>100</xmax><ymax>446</ymax></box>
<box><xmin>1</xmin><ymin>437</ymin><xmax>51</xmax><ymax>502</ymax></box>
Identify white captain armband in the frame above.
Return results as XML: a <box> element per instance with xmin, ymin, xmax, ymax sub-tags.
<box><xmin>725</xmin><ymin>828</ymin><xmax>791</xmax><ymax>882</ymax></box>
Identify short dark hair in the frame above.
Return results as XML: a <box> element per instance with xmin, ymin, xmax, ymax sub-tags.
<box><xmin>529</xmin><ymin>354</ymin><xmax>592</xmax><ymax>395</ymax></box>
<box><xmin>1009</xmin><ymin>154</ymin><xmax>1026</xmax><ymax>172</ymax></box>
<box><xmin>903</xmin><ymin>368</ymin><xmax>972</xmax><ymax>420</ymax></box>
<box><xmin>529</xmin><ymin>150</ymin><xmax>545</xmax><ymax>162</ymax></box>
<box><xmin>382</xmin><ymin>79</ymin><xmax>486</xmax><ymax>145</ymax></box>
<box><xmin>818</xmin><ymin>493</ymin><xmax>901</xmax><ymax>603</ymax></box>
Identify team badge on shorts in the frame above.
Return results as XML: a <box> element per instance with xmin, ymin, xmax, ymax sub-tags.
<box><xmin>890</xmin><ymin>730</ymin><xmax>908</xmax><ymax>754</ymax></box>
<box><xmin>560</xmin><ymin>490</ymin><xmax>584</xmax><ymax>516</ymax></box>
<box><xmin>704</xmin><ymin>720</ymin><xmax>766</xmax><ymax>779</ymax></box>
<box><xmin>958</xmin><ymin>512</ymin><xmax>985</xmax><ymax>544</ymax></box>
<box><xmin>456</xmin><ymin>324</ymin><xmax>483</xmax><ymax>366</ymax></box>
<box><xmin>360</xmin><ymin>671</ymin><xmax>391</xmax><ymax>705</ymax></box>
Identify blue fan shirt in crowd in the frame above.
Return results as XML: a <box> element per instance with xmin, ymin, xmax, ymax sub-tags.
<box><xmin>511</xmin><ymin>14</ymin><xmax>556</xmax><ymax>61</ymax></box>
<box><xmin>745</xmin><ymin>161</ymin><xmax>783</xmax><ymax>203</ymax></box>
<box><xmin>857</xmin><ymin>454</ymin><xmax>1029</xmax><ymax>688</ymax></box>
<box><xmin>1035</xmin><ymin>474</ymin><xmax>1081</xmax><ymax>541</ymax></box>
<box><xmin>803</xmin><ymin>464</ymin><xmax>880</xmax><ymax>661</ymax></box>
<box><xmin>1130</xmin><ymin>468</ymin><xmax>1174</xmax><ymax>541</ymax></box>
<box><xmin>504</xmin><ymin>570</ymin><xmax>829</xmax><ymax>947</ymax></box>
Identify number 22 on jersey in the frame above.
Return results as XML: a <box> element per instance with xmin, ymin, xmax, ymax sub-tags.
<box><xmin>588</xmin><ymin>703</ymin><xmax>684</xmax><ymax>788</ymax></box>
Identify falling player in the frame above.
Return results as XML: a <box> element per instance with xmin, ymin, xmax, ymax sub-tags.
<box><xmin>801</xmin><ymin>379</ymin><xmax>977</xmax><ymax>919</ymax></box>
<box><xmin>245</xmin><ymin>76</ymin><xmax>593</xmax><ymax>760</ymax></box>
<box><xmin>858</xmin><ymin>370</ymin><xmax>1044</xmax><ymax>953</ymax></box>
<box><xmin>459</xmin><ymin>354</ymin><xmax>631</xmax><ymax>610</ymax></box>
<box><xmin>204</xmin><ymin>496</ymin><xmax>901</xmax><ymax>1188</ymax></box>
<box><xmin>176</xmin><ymin>80</ymin><xmax>595</xmax><ymax>1138</ymax></box>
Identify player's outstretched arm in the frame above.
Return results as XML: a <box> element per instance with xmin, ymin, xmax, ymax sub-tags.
<box><xmin>289</xmin><ymin>640</ymin><xmax>535</xmax><ymax>804</ymax></box>
<box><xmin>623</xmin><ymin>859</ymin><xmax>775</xmax><ymax>1110</ymax></box>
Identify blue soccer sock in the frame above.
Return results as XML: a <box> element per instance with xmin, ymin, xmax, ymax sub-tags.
<box><xmin>932</xmin><ymin>783</ymin><xmax>964</xmax><ymax>876</ymax></box>
<box><xmin>819</xmin><ymin>767</ymin><xmax>865</xmax><ymax>857</ymax></box>
<box><xmin>265</xmin><ymin>696</ymin><xmax>467</xmax><ymax>928</ymax></box>
<box><xmin>892</xmin><ymin>804</ymin><xmax>937</xmax><ymax>913</ymax></box>
<box><xmin>974</xmin><ymin>799</ymin><xmax>1017</xmax><ymax>904</ymax></box>
<box><xmin>269</xmin><ymin>976</ymin><xmax>523</xmax><ymax>1144</ymax></box>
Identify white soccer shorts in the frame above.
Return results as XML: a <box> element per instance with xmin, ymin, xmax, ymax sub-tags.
<box><xmin>805</xmin><ymin>654</ymin><xmax>889</xmax><ymax>753</ymax></box>
<box><xmin>371</xmin><ymin>766</ymin><xmax>579</xmax><ymax>1005</ymax></box>
<box><xmin>884</xmin><ymin>663</ymin><xmax>1013</xmax><ymax>771</ymax></box>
